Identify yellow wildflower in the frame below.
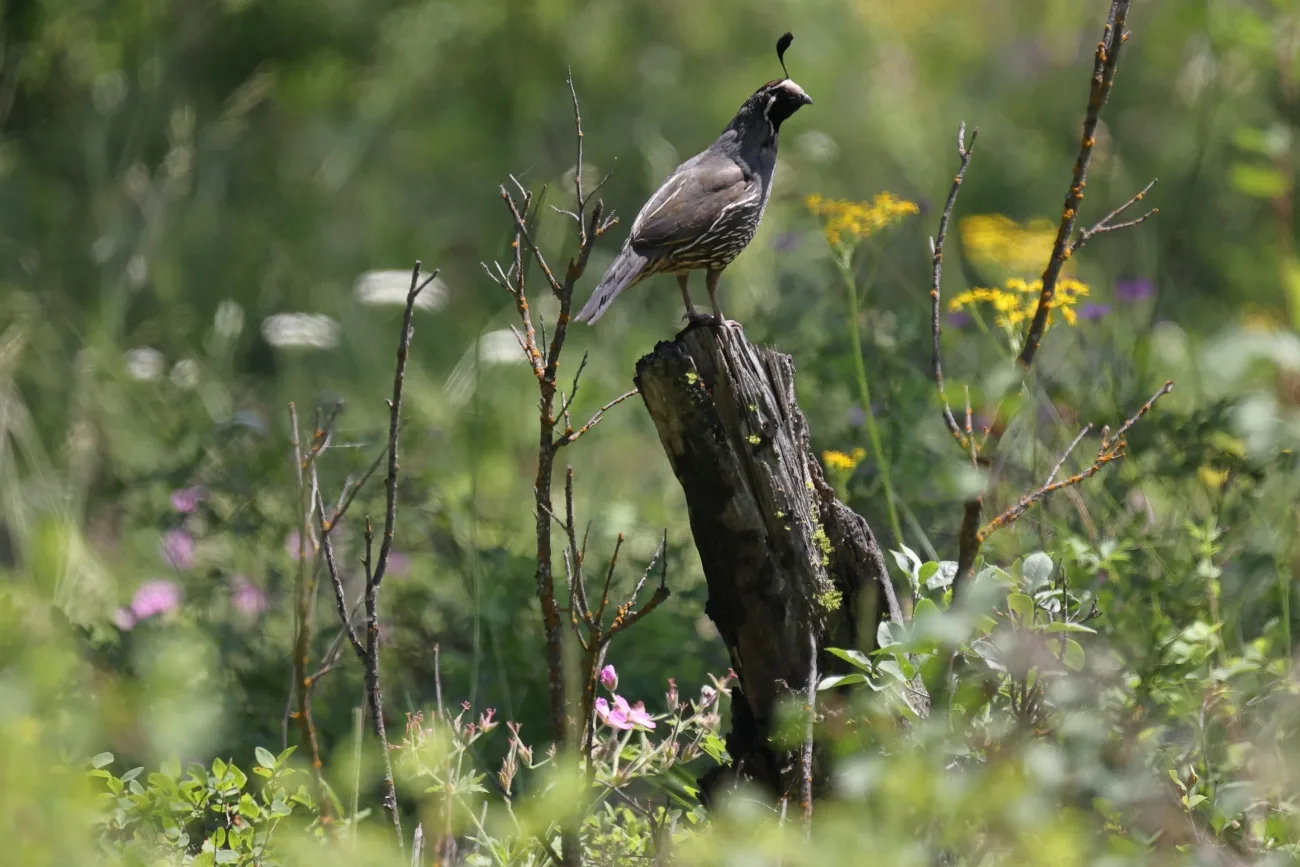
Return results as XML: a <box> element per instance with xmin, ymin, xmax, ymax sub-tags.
<box><xmin>806</xmin><ymin>192</ymin><xmax>919</xmax><ymax>248</ymax></box>
<box><xmin>1198</xmin><ymin>466</ymin><xmax>1229</xmax><ymax>488</ymax></box>
<box><xmin>959</xmin><ymin>214</ymin><xmax>1058</xmax><ymax>273</ymax></box>
<box><xmin>949</xmin><ymin>277</ymin><xmax>1089</xmax><ymax>329</ymax></box>
<box><xmin>822</xmin><ymin>448</ymin><xmax>866</xmax><ymax>472</ymax></box>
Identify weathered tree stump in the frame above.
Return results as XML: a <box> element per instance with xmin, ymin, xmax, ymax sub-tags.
<box><xmin>634</xmin><ymin>323</ymin><xmax>905</xmax><ymax>805</ymax></box>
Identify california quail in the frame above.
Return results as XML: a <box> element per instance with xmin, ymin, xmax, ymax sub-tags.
<box><xmin>575</xmin><ymin>33</ymin><xmax>812</xmax><ymax>326</ymax></box>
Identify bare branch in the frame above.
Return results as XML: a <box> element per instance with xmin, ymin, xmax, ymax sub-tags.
<box><xmin>930</xmin><ymin>122</ymin><xmax>978</xmax><ymax>451</ymax></box>
<box><xmin>314</xmin><ymin>475</ymin><xmax>364</xmax><ymax>660</ymax></box>
<box><xmin>1072</xmin><ymin>178</ymin><xmax>1159</xmax><ymax>253</ymax></box>
<box><xmin>978</xmin><ymin>382</ymin><xmax>1173</xmax><ymax>539</ymax></box>
<box><xmin>1019</xmin><ymin>0</ymin><xmax>1135</xmax><ymax>367</ymax></box>
<box><xmin>555</xmin><ymin>388</ymin><xmax>639</xmax><ymax>449</ymax></box>
<box><xmin>1045</xmin><ymin>424</ymin><xmax>1092</xmax><ymax>487</ymax></box>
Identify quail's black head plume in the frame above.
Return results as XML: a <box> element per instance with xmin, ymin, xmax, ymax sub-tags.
<box><xmin>574</xmin><ymin>33</ymin><xmax>812</xmax><ymax>327</ymax></box>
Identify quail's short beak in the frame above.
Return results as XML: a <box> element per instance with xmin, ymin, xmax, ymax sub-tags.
<box><xmin>800</xmin><ymin>93</ymin><xmax>813</xmax><ymax>106</ymax></box>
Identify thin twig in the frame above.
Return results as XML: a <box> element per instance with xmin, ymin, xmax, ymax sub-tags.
<box><xmin>1019</xmin><ymin>0</ymin><xmax>1134</xmax><ymax>367</ymax></box>
<box><xmin>978</xmin><ymin>382</ymin><xmax>1172</xmax><ymax>539</ymax></box>
<box><xmin>1045</xmin><ymin>424</ymin><xmax>1092</xmax><ymax>487</ymax></box>
<box><xmin>930</xmin><ymin>122</ymin><xmax>978</xmax><ymax>450</ymax></box>
<box><xmin>314</xmin><ymin>476</ymin><xmax>364</xmax><ymax>659</ymax></box>
<box><xmin>327</xmin><ymin>441</ymin><xmax>389</xmax><ymax>533</ymax></box>
<box><xmin>1071</xmin><ymin>178</ymin><xmax>1159</xmax><ymax>253</ymax></box>
<box><xmin>362</xmin><ymin>262</ymin><xmax>432</xmax><ymax>850</ymax></box>
<box><xmin>556</xmin><ymin>388</ymin><xmax>640</xmax><ymax>448</ymax></box>
<box><xmin>286</xmin><ymin>405</ymin><xmax>332</xmax><ymax>804</ymax></box>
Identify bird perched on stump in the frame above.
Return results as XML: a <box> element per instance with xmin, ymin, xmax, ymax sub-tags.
<box><xmin>575</xmin><ymin>32</ymin><xmax>812</xmax><ymax>327</ymax></box>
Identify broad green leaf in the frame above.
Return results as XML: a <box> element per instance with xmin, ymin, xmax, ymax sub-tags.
<box><xmin>918</xmin><ymin>561</ymin><xmax>939</xmax><ymax>586</ymax></box>
<box><xmin>826</xmin><ymin>647</ymin><xmax>873</xmax><ymax>671</ymax></box>
<box><xmin>926</xmin><ymin>562</ymin><xmax>957</xmax><ymax>591</ymax></box>
<box><xmin>91</xmin><ymin>752</ymin><xmax>114</xmax><ymax>769</ymax></box>
<box><xmin>255</xmin><ymin>746</ymin><xmax>277</xmax><ymax>769</ymax></box>
<box><xmin>1063</xmin><ymin>639</ymin><xmax>1086</xmax><ymax>671</ymax></box>
<box><xmin>818</xmin><ymin>673</ymin><xmax>869</xmax><ymax>690</ymax></box>
<box><xmin>1023</xmin><ymin>552</ymin><xmax>1053</xmax><ymax>588</ymax></box>
<box><xmin>1007</xmin><ymin>593</ymin><xmax>1033</xmax><ymax>623</ymax></box>
<box><xmin>1044</xmin><ymin>621</ymin><xmax>1097</xmax><ymax>634</ymax></box>
<box><xmin>913</xmin><ymin>597</ymin><xmax>940</xmax><ymax>621</ymax></box>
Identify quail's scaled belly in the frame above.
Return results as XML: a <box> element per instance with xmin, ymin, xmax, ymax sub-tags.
<box><xmin>669</xmin><ymin>191</ymin><xmax>767</xmax><ymax>271</ymax></box>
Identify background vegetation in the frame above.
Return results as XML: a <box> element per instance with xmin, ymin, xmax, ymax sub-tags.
<box><xmin>4</xmin><ymin>0</ymin><xmax>1300</xmax><ymax>863</ymax></box>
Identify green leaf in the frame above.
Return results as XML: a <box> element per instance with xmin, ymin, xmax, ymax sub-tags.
<box><xmin>1007</xmin><ymin>593</ymin><xmax>1034</xmax><ymax>623</ymax></box>
<box><xmin>817</xmin><ymin>673</ymin><xmax>869</xmax><ymax>690</ymax></box>
<box><xmin>917</xmin><ymin>561</ymin><xmax>939</xmax><ymax>586</ymax></box>
<box><xmin>276</xmin><ymin>745</ymin><xmax>298</xmax><ymax>765</ymax></box>
<box><xmin>926</xmin><ymin>562</ymin><xmax>957</xmax><ymax>591</ymax></box>
<box><xmin>215</xmin><ymin>850</ymin><xmax>240</xmax><ymax>864</ymax></box>
<box><xmin>826</xmin><ymin>646</ymin><xmax>873</xmax><ymax>671</ymax></box>
<box><xmin>1063</xmin><ymin>639</ymin><xmax>1086</xmax><ymax>671</ymax></box>
<box><xmin>876</xmin><ymin>658</ymin><xmax>910</xmax><ymax>682</ymax></box>
<box><xmin>1183</xmin><ymin>793</ymin><xmax>1208</xmax><ymax>810</ymax></box>
<box><xmin>890</xmin><ymin>546</ymin><xmax>921</xmax><ymax>584</ymax></box>
<box><xmin>120</xmin><ymin>766</ymin><xmax>144</xmax><ymax>783</ymax></box>
<box><xmin>1230</xmin><ymin>163</ymin><xmax>1289</xmax><ymax>198</ymax></box>
<box><xmin>1022</xmin><ymin>552</ymin><xmax>1053</xmax><ymax>589</ymax></box>
<box><xmin>211</xmin><ymin>757</ymin><xmax>227</xmax><ymax>780</ymax></box>
<box><xmin>1044</xmin><ymin>621</ymin><xmax>1097</xmax><ymax>634</ymax></box>
<box><xmin>227</xmin><ymin>764</ymin><xmax>247</xmax><ymax>791</ymax></box>
<box><xmin>239</xmin><ymin>793</ymin><xmax>261</xmax><ymax>819</ymax></box>
<box><xmin>876</xmin><ymin>620</ymin><xmax>896</xmax><ymax>649</ymax></box>
<box><xmin>90</xmin><ymin>752</ymin><xmax>115</xmax><ymax>769</ymax></box>
<box><xmin>913</xmin><ymin>597</ymin><xmax>940</xmax><ymax>621</ymax></box>
<box><xmin>255</xmin><ymin>746</ymin><xmax>277</xmax><ymax>770</ymax></box>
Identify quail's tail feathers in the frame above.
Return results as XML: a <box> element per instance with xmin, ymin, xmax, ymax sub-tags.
<box><xmin>574</xmin><ymin>246</ymin><xmax>649</xmax><ymax>325</ymax></box>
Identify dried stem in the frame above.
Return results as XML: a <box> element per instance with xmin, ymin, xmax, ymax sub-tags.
<box><xmin>286</xmin><ymin>403</ymin><xmax>333</xmax><ymax>826</ymax></box>
<box><xmin>930</xmin><ymin>122</ymin><xmax>978</xmax><ymax>451</ymax></box>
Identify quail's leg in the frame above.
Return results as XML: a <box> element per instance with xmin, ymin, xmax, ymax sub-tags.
<box><xmin>680</xmin><ymin>273</ymin><xmax>713</xmax><ymax>325</ymax></box>
<box><xmin>705</xmin><ymin>269</ymin><xmax>733</xmax><ymax>327</ymax></box>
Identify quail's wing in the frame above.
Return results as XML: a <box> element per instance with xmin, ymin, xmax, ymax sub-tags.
<box><xmin>628</xmin><ymin>153</ymin><xmax>753</xmax><ymax>253</ymax></box>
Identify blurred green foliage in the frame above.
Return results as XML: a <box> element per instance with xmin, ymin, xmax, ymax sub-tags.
<box><xmin>6</xmin><ymin>0</ymin><xmax>1300</xmax><ymax>862</ymax></box>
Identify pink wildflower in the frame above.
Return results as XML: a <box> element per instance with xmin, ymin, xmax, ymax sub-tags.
<box><xmin>131</xmin><ymin>580</ymin><xmax>181</xmax><ymax>620</ymax></box>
